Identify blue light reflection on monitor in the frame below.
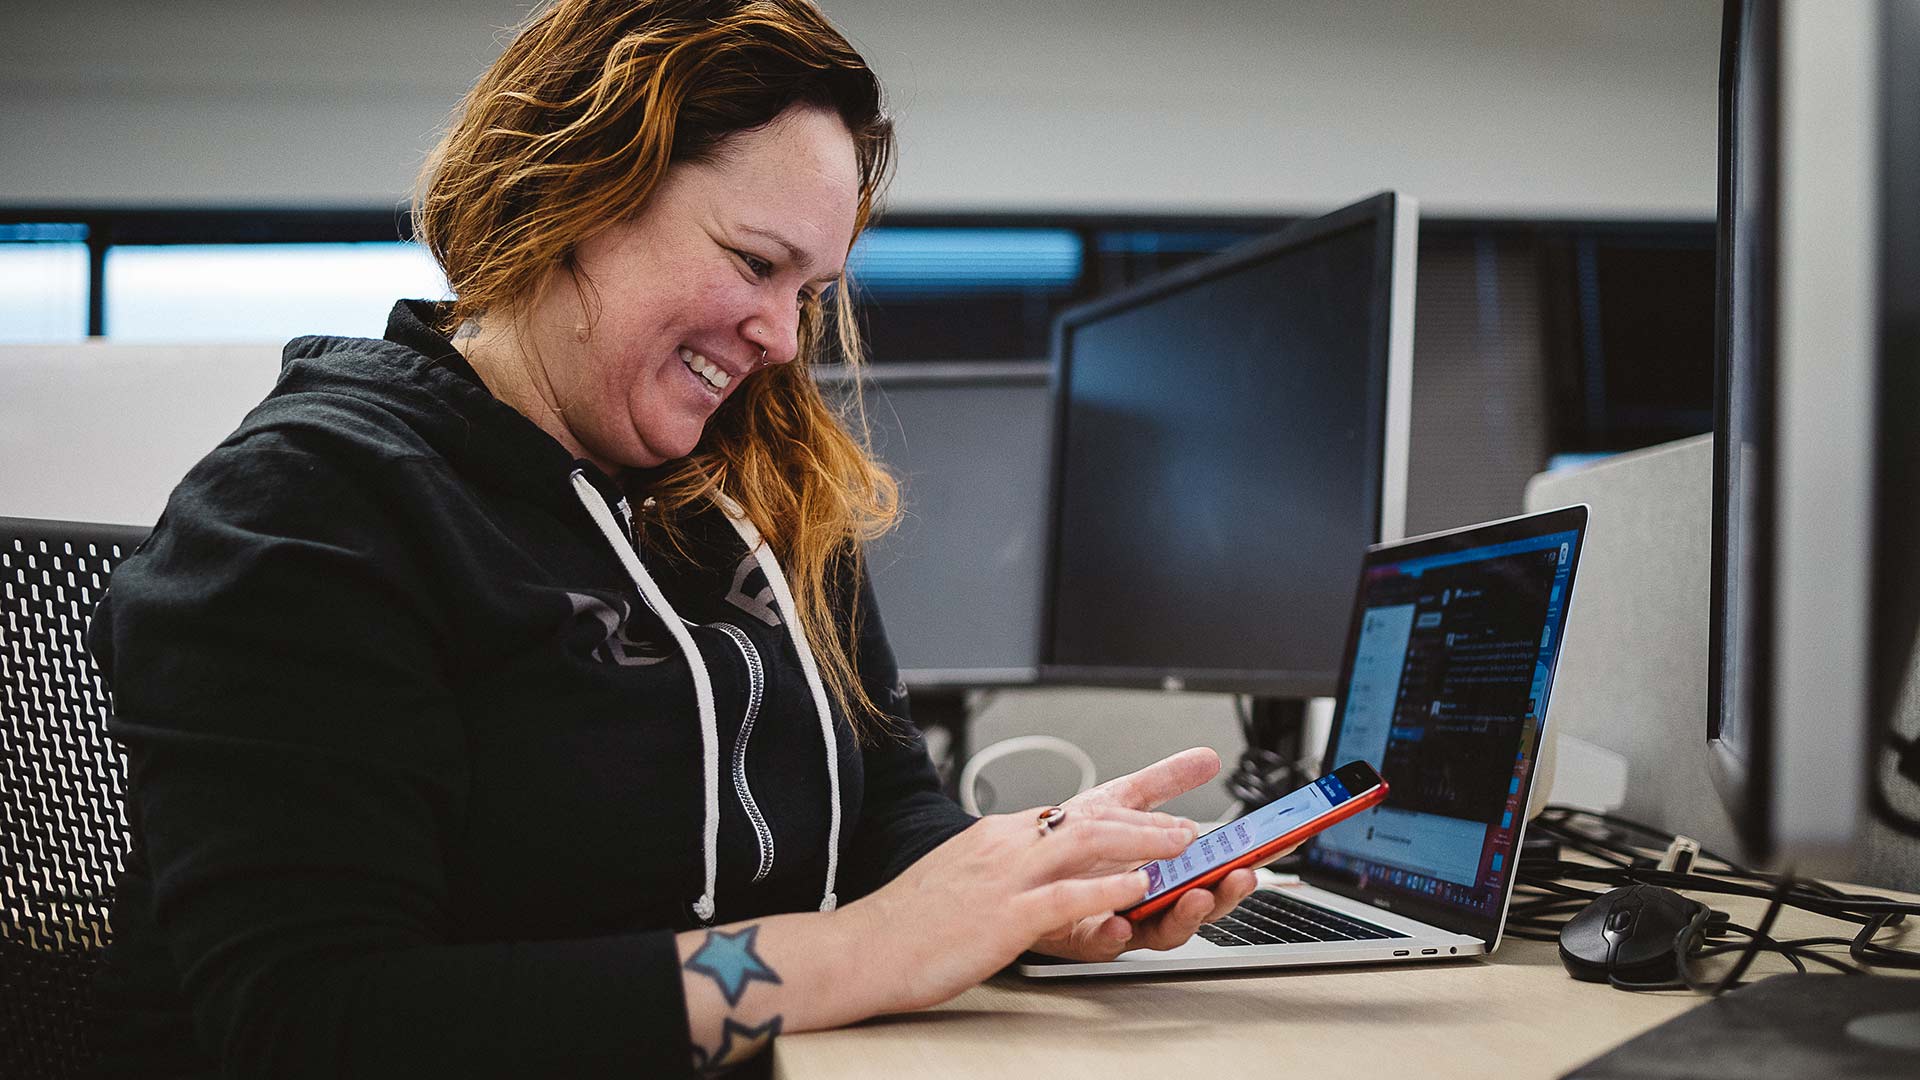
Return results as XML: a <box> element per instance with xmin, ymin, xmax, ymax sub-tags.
<box><xmin>847</xmin><ymin>228</ymin><xmax>1081</xmax><ymax>296</ymax></box>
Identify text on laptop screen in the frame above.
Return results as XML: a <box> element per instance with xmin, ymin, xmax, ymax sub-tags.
<box><xmin>1306</xmin><ymin>529</ymin><xmax>1580</xmax><ymax>918</ymax></box>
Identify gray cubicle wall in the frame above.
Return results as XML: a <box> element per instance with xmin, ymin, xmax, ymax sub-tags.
<box><xmin>1525</xmin><ymin>436</ymin><xmax>1920</xmax><ymax>891</ymax></box>
<box><xmin>822</xmin><ymin>363</ymin><xmax>1053</xmax><ymax>688</ymax></box>
<box><xmin>0</xmin><ymin>342</ymin><xmax>282</xmax><ymax>525</ymax></box>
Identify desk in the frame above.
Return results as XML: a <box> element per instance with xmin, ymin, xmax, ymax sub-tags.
<box><xmin>774</xmin><ymin>880</ymin><xmax>1919</xmax><ymax>1079</ymax></box>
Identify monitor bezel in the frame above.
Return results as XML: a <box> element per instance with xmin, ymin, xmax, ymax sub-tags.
<box><xmin>1705</xmin><ymin>0</ymin><xmax>1776</xmax><ymax>862</ymax></box>
<box><xmin>1298</xmin><ymin>503</ymin><xmax>1590</xmax><ymax>948</ymax></box>
<box><xmin>1036</xmin><ymin>191</ymin><xmax>1416</xmax><ymax>695</ymax></box>
<box><xmin>1707</xmin><ymin>0</ymin><xmax>1881</xmax><ymax>871</ymax></box>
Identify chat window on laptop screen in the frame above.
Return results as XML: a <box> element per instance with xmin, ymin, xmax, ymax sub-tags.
<box><xmin>1309</xmin><ymin>531</ymin><xmax>1579</xmax><ymax>918</ymax></box>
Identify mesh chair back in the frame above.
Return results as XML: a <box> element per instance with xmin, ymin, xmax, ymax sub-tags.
<box><xmin>1</xmin><ymin>517</ymin><xmax>149</xmax><ymax>1079</ymax></box>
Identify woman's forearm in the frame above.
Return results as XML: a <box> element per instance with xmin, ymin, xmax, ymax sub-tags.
<box><xmin>674</xmin><ymin>799</ymin><xmax>1204</xmax><ymax>1074</ymax></box>
<box><xmin>675</xmin><ymin>905</ymin><xmax>888</xmax><ymax>1074</ymax></box>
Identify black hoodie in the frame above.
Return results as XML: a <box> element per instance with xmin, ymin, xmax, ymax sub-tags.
<box><xmin>88</xmin><ymin>300</ymin><xmax>974</xmax><ymax>1078</ymax></box>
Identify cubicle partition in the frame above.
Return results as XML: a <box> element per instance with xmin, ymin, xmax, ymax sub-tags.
<box><xmin>0</xmin><ymin>342</ymin><xmax>282</xmax><ymax>526</ymax></box>
<box><xmin>1525</xmin><ymin>436</ymin><xmax>1920</xmax><ymax>892</ymax></box>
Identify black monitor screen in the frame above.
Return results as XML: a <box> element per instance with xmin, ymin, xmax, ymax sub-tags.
<box><xmin>1559</xmin><ymin>231</ymin><xmax>1718</xmax><ymax>452</ymax></box>
<box><xmin>1044</xmin><ymin>208</ymin><xmax>1397</xmax><ymax>694</ymax></box>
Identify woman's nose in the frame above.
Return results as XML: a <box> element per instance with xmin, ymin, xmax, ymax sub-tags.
<box><xmin>744</xmin><ymin>303</ymin><xmax>801</xmax><ymax>366</ymax></box>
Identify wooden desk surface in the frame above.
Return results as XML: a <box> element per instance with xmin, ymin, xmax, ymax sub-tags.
<box><xmin>774</xmin><ymin>882</ymin><xmax>1919</xmax><ymax>1080</ymax></box>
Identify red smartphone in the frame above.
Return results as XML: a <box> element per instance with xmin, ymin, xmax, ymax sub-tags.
<box><xmin>1121</xmin><ymin>760</ymin><xmax>1388</xmax><ymax>923</ymax></box>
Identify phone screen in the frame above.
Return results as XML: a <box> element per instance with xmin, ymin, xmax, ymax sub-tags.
<box><xmin>1139</xmin><ymin>768</ymin><xmax>1374</xmax><ymax>901</ymax></box>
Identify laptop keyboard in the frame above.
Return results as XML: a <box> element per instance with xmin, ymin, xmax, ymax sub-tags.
<box><xmin>1198</xmin><ymin>890</ymin><xmax>1410</xmax><ymax>947</ymax></box>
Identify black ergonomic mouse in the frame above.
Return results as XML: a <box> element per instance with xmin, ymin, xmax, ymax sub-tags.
<box><xmin>1558</xmin><ymin>883</ymin><xmax>1705</xmax><ymax>984</ymax></box>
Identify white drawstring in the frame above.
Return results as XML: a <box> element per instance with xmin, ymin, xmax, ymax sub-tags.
<box><xmin>570</xmin><ymin>471</ymin><xmax>722</xmax><ymax>923</ymax></box>
<box><xmin>713</xmin><ymin>492</ymin><xmax>843</xmax><ymax>913</ymax></box>
<box><xmin>570</xmin><ymin>473</ymin><xmax>844</xmax><ymax>920</ymax></box>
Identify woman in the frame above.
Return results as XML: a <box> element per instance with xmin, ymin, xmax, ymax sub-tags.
<box><xmin>90</xmin><ymin>1</ymin><xmax>1259</xmax><ymax>1075</ymax></box>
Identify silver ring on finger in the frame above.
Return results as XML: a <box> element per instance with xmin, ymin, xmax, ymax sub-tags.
<box><xmin>1035</xmin><ymin>805</ymin><xmax>1067</xmax><ymax>837</ymax></box>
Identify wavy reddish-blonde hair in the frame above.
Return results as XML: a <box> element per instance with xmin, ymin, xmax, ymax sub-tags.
<box><xmin>414</xmin><ymin>0</ymin><xmax>902</xmax><ymax>736</ymax></box>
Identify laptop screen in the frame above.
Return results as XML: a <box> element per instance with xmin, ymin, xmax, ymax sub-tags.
<box><xmin>1303</xmin><ymin>505</ymin><xmax>1587</xmax><ymax>942</ymax></box>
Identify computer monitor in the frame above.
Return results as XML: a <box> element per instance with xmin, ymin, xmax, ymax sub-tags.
<box><xmin>1040</xmin><ymin>192</ymin><xmax>1416</xmax><ymax>698</ymax></box>
<box><xmin>818</xmin><ymin>363</ymin><xmax>1051</xmax><ymax>691</ymax></box>
<box><xmin>1708</xmin><ymin>0</ymin><xmax>1920</xmax><ymax>872</ymax></box>
<box><xmin>842</xmin><ymin>363</ymin><xmax>1052</xmax><ymax>689</ymax></box>
<box><xmin>1543</xmin><ymin>224</ymin><xmax>1718</xmax><ymax>455</ymax></box>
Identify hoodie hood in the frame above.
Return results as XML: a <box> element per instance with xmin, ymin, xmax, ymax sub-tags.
<box><xmin>274</xmin><ymin>300</ymin><xmax>599</xmax><ymax>519</ymax></box>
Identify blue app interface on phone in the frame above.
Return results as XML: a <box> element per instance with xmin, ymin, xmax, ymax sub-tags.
<box><xmin>1140</xmin><ymin>773</ymin><xmax>1355</xmax><ymax>900</ymax></box>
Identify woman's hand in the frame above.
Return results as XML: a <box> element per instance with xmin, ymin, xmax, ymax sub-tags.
<box><xmin>840</xmin><ymin>796</ymin><xmax>1200</xmax><ymax>1014</ymax></box>
<box><xmin>1032</xmin><ymin>747</ymin><xmax>1271</xmax><ymax>962</ymax></box>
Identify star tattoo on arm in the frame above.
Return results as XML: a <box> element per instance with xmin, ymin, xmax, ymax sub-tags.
<box><xmin>685</xmin><ymin>925</ymin><xmax>784</xmax><ymax>1007</ymax></box>
<box><xmin>692</xmin><ymin>1015</ymin><xmax>783</xmax><ymax>1076</ymax></box>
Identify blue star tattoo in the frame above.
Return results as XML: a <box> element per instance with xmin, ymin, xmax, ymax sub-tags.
<box><xmin>685</xmin><ymin>925</ymin><xmax>783</xmax><ymax>1006</ymax></box>
<box><xmin>695</xmin><ymin>1015</ymin><xmax>783</xmax><ymax>1075</ymax></box>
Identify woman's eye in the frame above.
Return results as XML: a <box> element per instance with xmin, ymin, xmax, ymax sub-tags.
<box><xmin>736</xmin><ymin>250</ymin><xmax>774</xmax><ymax>279</ymax></box>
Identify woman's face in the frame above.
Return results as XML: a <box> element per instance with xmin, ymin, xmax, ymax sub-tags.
<box><xmin>529</xmin><ymin>103</ymin><xmax>861</xmax><ymax>471</ymax></box>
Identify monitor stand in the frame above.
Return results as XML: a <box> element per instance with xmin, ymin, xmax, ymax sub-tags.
<box><xmin>908</xmin><ymin>687</ymin><xmax>972</xmax><ymax>797</ymax></box>
<box><xmin>1238</xmin><ymin>696</ymin><xmax>1312</xmax><ymax>803</ymax></box>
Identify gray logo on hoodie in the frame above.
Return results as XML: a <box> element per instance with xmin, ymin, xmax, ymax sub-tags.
<box><xmin>725</xmin><ymin>553</ymin><xmax>782</xmax><ymax>628</ymax></box>
<box><xmin>566</xmin><ymin>591</ymin><xmax>672</xmax><ymax>666</ymax></box>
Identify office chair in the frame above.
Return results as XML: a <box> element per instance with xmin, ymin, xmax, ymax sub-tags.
<box><xmin>1</xmin><ymin>517</ymin><xmax>149</xmax><ymax>1079</ymax></box>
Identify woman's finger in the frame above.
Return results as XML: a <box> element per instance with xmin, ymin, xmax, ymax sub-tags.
<box><xmin>1026</xmin><ymin>818</ymin><xmax>1194</xmax><ymax>880</ymax></box>
<box><xmin>1060</xmin><ymin>913</ymin><xmax>1135</xmax><ymax>960</ymax></box>
<box><xmin>1017</xmin><ymin>870</ymin><xmax>1151</xmax><ymax>934</ymax></box>
<box><xmin>1202</xmin><ymin>869</ymin><xmax>1260</xmax><ymax>923</ymax></box>
<box><xmin>1073</xmin><ymin>747</ymin><xmax>1221</xmax><ymax>813</ymax></box>
<box><xmin>1129</xmin><ymin>887</ymin><xmax>1217</xmax><ymax>951</ymax></box>
<box><xmin>1056</xmin><ymin>803</ymin><xmax>1196</xmax><ymax>833</ymax></box>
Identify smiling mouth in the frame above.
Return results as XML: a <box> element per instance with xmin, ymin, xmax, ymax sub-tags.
<box><xmin>678</xmin><ymin>347</ymin><xmax>732</xmax><ymax>392</ymax></box>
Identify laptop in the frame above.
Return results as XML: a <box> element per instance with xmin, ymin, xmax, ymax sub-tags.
<box><xmin>1019</xmin><ymin>504</ymin><xmax>1589</xmax><ymax>977</ymax></box>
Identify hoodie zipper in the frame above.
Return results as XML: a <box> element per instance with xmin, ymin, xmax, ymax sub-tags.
<box><xmin>710</xmin><ymin>620</ymin><xmax>775</xmax><ymax>882</ymax></box>
<box><xmin>571</xmin><ymin>471</ymin><xmax>842</xmax><ymax>918</ymax></box>
<box><xmin>615</xmin><ymin>488</ymin><xmax>776</xmax><ymax>883</ymax></box>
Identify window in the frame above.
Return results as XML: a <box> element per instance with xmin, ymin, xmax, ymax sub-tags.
<box><xmin>104</xmin><ymin>242</ymin><xmax>446</xmax><ymax>343</ymax></box>
<box><xmin>0</xmin><ymin>223</ymin><xmax>89</xmax><ymax>343</ymax></box>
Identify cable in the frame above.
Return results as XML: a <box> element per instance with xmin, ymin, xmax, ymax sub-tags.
<box><xmin>971</xmin><ymin>776</ymin><xmax>998</xmax><ymax>814</ymax></box>
<box><xmin>1518</xmin><ymin>860</ymin><xmax>1920</xmax><ymax>928</ymax></box>
<box><xmin>1511</xmin><ymin>815</ymin><xmax>1920</xmax><ymax>993</ymax></box>
<box><xmin>1872</xmin><ymin>728</ymin><xmax>1920</xmax><ymax>837</ymax></box>
<box><xmin>1891</xmin><ymin>728</ymin><xmax>1917</xmax><ymax>765</ymax></box>
<box><xmin>1706</xmin><ymin>872</ymin><xmax>1793</xmax><ymax>994</ymax></box>
<box><xmin>1530</xmin><ymin>806</ymin><xmax>1748</xmax><ymax>871</ymax></box>
<box><xmin>1604</xmin><ymin>902</ymin><xmax>1714</xmax><ymax>992</ymax></box>
<box><xmin>1852</xmin><ymin>913</ymin><xmax>1920</xmax><ymax>969</ymax></box>
<box><xmin>1226</xmin><ymin>695</ymin><xmax>1301</xmax><ymax>807</ymax></box>
<box><xmin>956</xmin><ymin>734</ymin><xmax>1099</xmax><ymax>816</ymax></box>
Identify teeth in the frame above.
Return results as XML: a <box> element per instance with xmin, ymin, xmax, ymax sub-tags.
<box><xmin>678</xmin><ymin>347</ymin><xmax>731</xmax><ymax>391</ymax></box>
